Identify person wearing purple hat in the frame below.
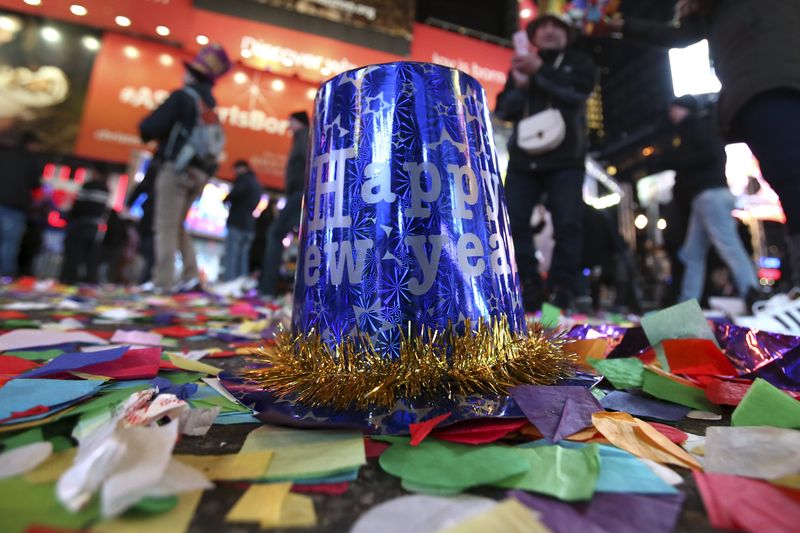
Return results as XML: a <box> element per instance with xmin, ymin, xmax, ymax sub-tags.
<box><xmin>139</xmin><ymin>44</ymin><xmax>231</xmax><ymax>293</ymax></box>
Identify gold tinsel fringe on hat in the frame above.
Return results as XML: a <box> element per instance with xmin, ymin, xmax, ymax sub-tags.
<box><xmin>246</xmin><ymin>318</ymin><xmax>577</xmax><ymax>410</ymax></box>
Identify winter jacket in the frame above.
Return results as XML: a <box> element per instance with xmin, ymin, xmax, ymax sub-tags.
<box><xmin>659</xmin><ymin>112</ymin><xmax>729</xmax><ymax>210</ymax></box>
<box><xmin>622</xmin><ymin>0</ymin><xmax>800</xmax><ymax>140</ymax></box>
<box><xmin>495</xmin><ymin>48</ymin><xmax>598</xmax><ymax>172</ymax></box>
<box><xmin>139</xmin><ymin>81</ymin><xmax>217</xmax><ymax>173</ymax></box>
<box><xmin>285</xmin><ymin>126</ymin><xmax>309</xmax><ymax>195</ymax></box>
<box><xmin>0</xmin><ymin>146</ymin><xmax>41</xmax><ymax>212</ymax></box>
<box><xmin>225</xmin><ymin>170</ymin><xmax>262</xmax><ymax>232</ymax></box>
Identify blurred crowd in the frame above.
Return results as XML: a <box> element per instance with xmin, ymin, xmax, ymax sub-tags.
<box><xmin>1</xmin><ymin>0</ymin><xmax>798</xmax><ymax>319</ymax></box>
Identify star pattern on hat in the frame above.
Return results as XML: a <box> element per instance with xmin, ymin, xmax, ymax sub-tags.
<box><xmin>487</xmin><ymin>292</ymin><xmax>500</xmax><ymax>315</ymax></box>
<box><xmin>294</xmin><ymin>63</ymin><xmax>527</xmax><ymax>359</ymax></box>
<box><xmin>363</xmin><ymin>92</ymin><xmax>387</xmax><ymax>117</ymax></box>
<box><xmin>353</xmin><ymin>299</ymin><xmax>382</xmax><ymax>332</ymax></box>
<box><xmin>429</xmin><ymin>126</ymin><xmax>467</xmax><ymax>153</ymax></box>
<box><xmin>462</xmin><ymin>85</ymin><xmax>487</xmax><ymax>128</ymax></box>
<box><xmin>324</xmin><ymin>114</ymin><xmax>349</xmax><ymax>140</ymax></box>
<box><xmin>433</xmin><ymin>101</ymin><xmax>451</xmax><ymax>117</ymax></box>
<box><xmin>399</xmin><ymin>78</ymin><xmax>416</xmax><ymax>99</ymax></box>
<box><xmin>338</xmin><ymin>65</ymin><xmax>381</xmax><ymax>91</ymax></box>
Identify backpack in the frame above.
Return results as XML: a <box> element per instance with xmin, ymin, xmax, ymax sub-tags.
<box><xmin>172</xmin><ymin>87</ymin><xmax>225</xmax><ymax>173</ymax></box>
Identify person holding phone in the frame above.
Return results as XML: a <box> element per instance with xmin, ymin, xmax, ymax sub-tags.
<box><xmin>496</xmin><ymin>14</ymin><xmax>598</xmax><ymax>312</ymax></box>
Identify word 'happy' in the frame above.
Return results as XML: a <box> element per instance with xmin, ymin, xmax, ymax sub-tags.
<box><xmin>302</xmin><ymin>147</ymin><xmax>514</xmax><ymax>294</ymax></box>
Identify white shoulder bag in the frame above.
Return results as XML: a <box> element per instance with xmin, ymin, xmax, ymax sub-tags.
<box><xmin>517</xmin><ymin>53</ymin><xmax>566</xmax><ymax>155</ymax></box>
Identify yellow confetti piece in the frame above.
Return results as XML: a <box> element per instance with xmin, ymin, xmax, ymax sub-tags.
<box><xmin>175</xmin><ymin>451</ymin><xmax>274</xmax><ymax>481</ymax></box>
<box><xmin>225</xmin><ymin>482</ymin><xmax>292</xmax><ymax>525</ymax></box>
<box><xmin>167</xmin><ymin>353</ymin><xmax>221</xmax><ymax>376</ymax></box>
<box><xmin>241</xmin><ymin>426</ymin><xmax>365</xmax><ymax>481</ymax></box>
<box><xmin>235</xmin><ymin>320</ymin><xmax>268</xmax><ymax>335</ymax></box>
<box><xmin>771</xmin><ymin>474</ymin><xmax>800</xmax><ymax>490</ymax></box>
<box><xmin>68</xmin><ymin>371</ymin><xmax>112</xmax><ymax>380</ymax></box>
<box><xmin>437</xmin><ymin>499</ymin><xmax>551</xmax><ymax>533</ymax></box>
<box><xmin>263</xmin><ymin>493</ymin><xmax>317</xmax><ymax>529</ymax></box>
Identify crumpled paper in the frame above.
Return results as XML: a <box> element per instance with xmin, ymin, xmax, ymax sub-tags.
<box><xmin>57</xmin><ymin>390</ymin><xmax>212</xmax><ymax>518</ymax></box>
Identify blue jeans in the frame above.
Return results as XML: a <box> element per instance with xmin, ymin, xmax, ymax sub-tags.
<box><xmin>678</xmin><ymin>187</ymin><xmax>757</xmax><ymax>301</ymax></box>
<box><xmin>0</xmin><ymin>204</ymin><xmax>28</xmax><ymax>277</ymax></box>
<box><xmin>222</xmin><ymin>226</ymin><xmax>254</xmax><ymax>281</ymax></box>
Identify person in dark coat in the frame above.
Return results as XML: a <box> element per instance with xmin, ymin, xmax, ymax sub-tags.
<box><xmin>222</xmin><ymin>160</ymin><xmax>263</xmax><ymax>281</ymax></box>
<box><xmin>258</xmin><ymin>110</ymin><xmax>309</xmax><ymax>297</ymax></box>
<box><xmin>249</xmin><ymin>201</ymin><xmax>275</xmax><ymax>274</ymax></box>
<box><xmin>139</xmin><ymin>44</ymin><xmax>231</xmax><ymax>292</ymax></box>
<box><xmin>60</xmin><ymin>170</ymin><xmax>110</xmax><ymax>285</ymax></box>
<box><xmin>0</xmin><ymin>132</ymin><xmax>43</xmax><ymax>277</ymax></box>
<box><xmin>602</xmin><ymin>0</ymin><xmax>800</xmax><ymax>286</ymax></box>
<box><xmin>660</xmin><ymin>95</ymin><xmax>758</xmax><ymax>304</ymax></box>
<box><xmin>495</xmin><ymin>14</ymin><xmax>598</xmax><ymax>311</ymax></box>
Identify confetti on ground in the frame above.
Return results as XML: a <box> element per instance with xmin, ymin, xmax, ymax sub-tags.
<box><xmin>0</xmin><ymin>282</ymin><xmax>798</xmax><ymax>532</ymax></box>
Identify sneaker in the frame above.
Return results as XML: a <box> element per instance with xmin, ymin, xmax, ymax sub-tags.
<box><xmin>137</xmin><ymin>281</ymin><xmax>155</xmax><ymax>292</ymax></box>
<box><xmin>548</xmin><ymin>286</ymin><xmax>573</xmax><ymax>311</ymax></box>
<box><xmin>735</xmin><ymin>288</ymin><xmax>800</xmax><ymax>335</ymax></box>
<box><xmin>176</xmin><ymin>277</ymin><xmax>204</xmax><ymax>293</ymax></box>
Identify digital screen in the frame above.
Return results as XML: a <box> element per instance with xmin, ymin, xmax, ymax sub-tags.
<box><xmin>184</xmin><ymin>180</ymin><xmax>232</xmax><ymax>239</ymax></box>
<box><xmin>669</xmin><ymin>40</ymin><xmax>721</xmax><ymax>96</ymax></box>
<box><xmin>183</xmin><ymin>179</ymin><xmax>270</xmax><ymax>239</ymax></box>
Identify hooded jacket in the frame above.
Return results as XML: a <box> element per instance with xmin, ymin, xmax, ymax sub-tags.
<box><xmin>139</xmin><ymin>80</ymin><xmax>217</xmax><ymax>170</ymax></box>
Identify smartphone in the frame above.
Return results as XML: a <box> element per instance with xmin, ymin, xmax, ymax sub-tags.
<box><xmin>512</xmin><ymin>30</ymin><xmax>530</xmax><ymax>56</ymax></box>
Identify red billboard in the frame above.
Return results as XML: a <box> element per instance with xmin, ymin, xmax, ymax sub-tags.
<box><xmin>188</xmin><ymin>8</ymin><xmax>401</xmax><ymax>85</ymax></box>
<box><xmin>74</xmin><ymin>33</ymin><xmax>314</xmax><ymax>189</ymax></box>
<box><xmin>410</xmin><ymin>23</ymin><xmax>512</xmax><ymax>108</ymax></box>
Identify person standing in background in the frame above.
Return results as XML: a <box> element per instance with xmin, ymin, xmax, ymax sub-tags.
<box><xmin>139</xmin><ymin>44</ymin><xmax>231</xmax><ymax>293</ymax></box>
<box><xmin>495</xmin><ymin>14</ymin><xmax>597</xmax><ymax>311</ymax></box>
<box><xmin>249</xmin><ymin>201</ymin><xmax>275</xmax><ymax>275</ymax></box>
<box><xmin>258</xmin><ymin>111</ymin><xmax>309</xmax><ymax>298</ymax></box>
<box><xmin>222</xmin><ymin>160</ymin><xmax>262</xmax><ymax>281</ymax></box>
<box><xmin>0</xmin><ymin>132</ymin><xmax>43</xmax><ymax>277</ymax></box>
<box><xmin>659</xmin><ymin>95</ymin><xmax>760</xmax><ymax>306</ymax></box>
<box><xmin>60</xmin><ymin>169</ymin><xmax>109</xmax><ymax>285</ymax></box>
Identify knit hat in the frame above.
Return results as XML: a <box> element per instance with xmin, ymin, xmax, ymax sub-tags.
<box><xmin>526</xmin><ymin>14</ymin><xmax>575</xmax><ymax>42</ymax></box>
<box><xmin>671</xmin><ymin>94</ymin><xmax>700</xmax><ymax>113</ymax></box>
<box><xmin>289</xmin><ymin>110</ymin><xmax>310</xmax><ymax>126</ymax></box>
<box><xmin>184</xmin><ymin>44</ymin><xmax>232</xmax><ymax>82</ymax></box>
